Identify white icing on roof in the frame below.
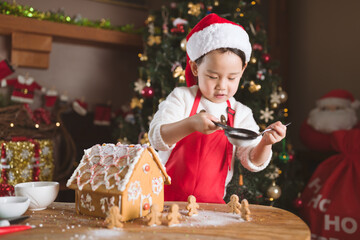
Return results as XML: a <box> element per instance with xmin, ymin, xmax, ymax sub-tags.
<box><xmin>66</xmin><ymin>143</ymin><xmax>151</xmax><ymax>192</ymax></box>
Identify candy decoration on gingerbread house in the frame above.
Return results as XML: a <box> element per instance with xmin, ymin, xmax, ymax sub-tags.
<box><xmin>66</xmin><ymin>143</ymin><xmax>171</xmax><ymax>221</ymax></box>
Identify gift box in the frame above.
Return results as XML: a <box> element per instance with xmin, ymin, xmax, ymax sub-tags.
<box><xmin>0</xmin><ymin>139</ymin><xmax>54</xmax><ymax>195</ymax></box>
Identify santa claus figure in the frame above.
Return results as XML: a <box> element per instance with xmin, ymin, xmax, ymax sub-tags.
<box><xmin>300</xmin><ymin>89</ymin><xmax>360</xmax><ymax>151</ymax></box>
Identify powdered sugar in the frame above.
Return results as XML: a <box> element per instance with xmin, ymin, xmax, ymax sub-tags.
<box><xmin>177</xmin><ymin>209</ymin><xmax>244</xmax><ymax>227</ymax></box>
<box><xmin>85</xmin><ymin>229</ymin><xmax>124</xmax><ymax>238</ymax></box>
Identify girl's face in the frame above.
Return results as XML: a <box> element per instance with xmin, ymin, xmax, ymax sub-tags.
<box><xmin>190</xmin><ymin>50</ymin><xmax>247</xmax><ymax>103</ymax></box>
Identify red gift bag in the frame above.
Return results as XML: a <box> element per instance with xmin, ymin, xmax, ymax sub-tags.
<box><xmin>300</xmin><ymin>129</ymin><xmax>360</xmax><ymax>240</ymax></box>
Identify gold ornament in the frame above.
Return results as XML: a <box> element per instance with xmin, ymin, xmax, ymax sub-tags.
<box><xmin>130</xmin><ymin>97</ymin><xmax>143</xmax><ymax>109</ymax></box>
<box><xmin>140</xmin><ymin>132</ymin><xmax>150</xmax><ymax>145</ymax></box>
<box><xmin>188</xmin><ymin>2</ymin><xmax>202</xmax><ymax>16</ymax></box>
<box><xmin>267</xmin><ymin>181</ymin><xmax>282</xmax><ymax>200</ymax></box>
<box><xmin>248</xmin><ymin>80</ymin><xmax>261</xmax><ymax>93</ymax></box>
<box><xmin>270</xmin><ymin>102</ymin><xmax>278</xmax><ymax>109</ymax></box>
<box><xmin>250</xmin><ymin>57</ymin><xmax>257</xmax><ymax>64</ymax></box>
<box><xmin>117</xmin><ymin>137</ymin><xmax>130</xmax><ymax>145</ymax></box>
<box><xmin>259</xmin><ymin>124</ymin><xmax>267</xmax><ymax>130</ymax></box>
<box><xmin>270</xmin><ymin>102</ymin><xmax>279</xmax><ymax>109</ymax></box>
<box><xmin>147</xmin><ymin>35</ymin><xmax>161</xmax><ymax>46</ymax></box>
<box><xmin>278</xmin><ymin>87</ymin><xmax>288</xmax><ymax>103</ymax></box>
<box><xmin>214</xmin><ymin>0</ymin><xmax>219</xmax><ymax>6</ymax></box>
<box><xmin>173</xmin><ymin>66</ymin><xmax>186</xmax><ymax>83</ymax></box>
<box><xmin>180</xmin><ymin>38</ymin><xmax>187</xmax><ymax>51</ymax></box>
<box><xmin>283</xmin><ymin>108</ymin><xmax>289</xmax><ymax>117</ymax></box>
<box><xmin>145</xmin><ymin>15</ymin><xmax>155</xmax><ymax>25</ymax></box>
<box><xmin>138</xmin><ymin>53</ymin><xmax>148</xmax><ymax>61</ymax></box>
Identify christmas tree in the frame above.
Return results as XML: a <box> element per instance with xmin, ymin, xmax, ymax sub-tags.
<box><xmin>114</xmin><ymin>0</ymin><xmax>304</xmax><ymax>212</ymax></box>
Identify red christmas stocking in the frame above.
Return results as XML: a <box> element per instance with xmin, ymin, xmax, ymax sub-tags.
<box><xmin>94</xmin><ymin>105</ymin><xmax>112</xmax><ymax>126</ymax></box>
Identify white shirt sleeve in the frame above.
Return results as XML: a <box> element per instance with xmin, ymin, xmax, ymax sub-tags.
<box><xmin>148</xmin><ymin>87</ymin><xmax>194</xmax><ymax>152</ymax></box>
<box><xmin>232</xmin><ymin>102</ymin><xmax>272</xmax><ymax>172</ymax></box>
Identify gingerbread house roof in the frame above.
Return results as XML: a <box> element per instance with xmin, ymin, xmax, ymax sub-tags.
<box><xmin>66</xmin><ymin>143</ymin><xmax>170</xmax><ymax>194</ymax></box>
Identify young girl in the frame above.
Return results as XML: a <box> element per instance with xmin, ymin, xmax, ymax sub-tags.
<box><xmin>148</xmin><ymin>13</ymin><xmax>287</xmax><ymax>204</ymax></box>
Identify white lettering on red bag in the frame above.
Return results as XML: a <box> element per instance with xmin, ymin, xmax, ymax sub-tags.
<box><xmin>308</xmin><ymin>194</ymin><xmax>331</xmax><ymax>212</ymax></box>
<box><xmin>308</xmin><ymin>177</ymin><xmax>322</xmax><ymax>194</ymax></box>
<box><xmin>324</xmin><ymin>214</ymin><xmax>358</xmax><ymax>234</ymax></box>
<box><xmin>311</xmin><ymin>233</ymin><xmax>339</xmax><ymax>240</ymax></box>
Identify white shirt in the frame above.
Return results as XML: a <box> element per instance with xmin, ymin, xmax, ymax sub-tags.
<box><xmin>148</xmin><ymin>86</ymin><xmax>271</xmax><ymax>194</ymax></box>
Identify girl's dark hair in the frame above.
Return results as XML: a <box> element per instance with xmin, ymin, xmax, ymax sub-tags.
<box><xmin>194</xmin><ymin>48</ymin><xmax>246</xmax><ymax>68</ymax></box>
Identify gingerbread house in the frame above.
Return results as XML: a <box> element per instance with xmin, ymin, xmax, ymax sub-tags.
<box><xmin>66</xmin><ymin>143</ymin><xmax>171</xmax><ymax>221</ymax></box>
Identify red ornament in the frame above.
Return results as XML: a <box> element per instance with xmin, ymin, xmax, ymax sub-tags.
<box><xmin>253</xmin><ymin>43</ymin><xmax>263</xmax><ymax>51</ymax></box>
<box><xmin>171</xmin><ymin>24</ymin><xmax>185</xmax><ymax>34</ymax></box>
<box><xmin>141</xmin><ymin>86</ymin><xmax>154</xmax><ymax>98</ymax></box>
<box><xmin>293</xmin><ymin>197</ymin><xmax>303</xmax><ymax>208</ymax></box>
<box><xmin>262</xmin><ymin>53</ymin><xmax>271</xmax><ymax>63</ymax></box>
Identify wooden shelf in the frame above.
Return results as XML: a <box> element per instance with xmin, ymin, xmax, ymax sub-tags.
<box><xmin>0</xmin><ymin>14</ymin><xmax>143</xmax><ymax>68</ymax></box>
<box><xmin>0</xmin><ymin>14</ymin><xmax>142</xmax><ymax>47</ymax></box>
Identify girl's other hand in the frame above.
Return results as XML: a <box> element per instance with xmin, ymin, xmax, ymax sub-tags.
<box><xmin>261</xmin><ymin>121</ymin><xmax>287</xmax><ymax>145</ymax></box>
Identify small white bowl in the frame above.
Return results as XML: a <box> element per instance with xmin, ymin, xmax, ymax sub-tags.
<box><xmin>0</xmin><ymin>196</ymin><xmax>30</xmax><ymax>218</ymax></box>
<box><xmin>15</xmin><ymin>181</ymin><xmax>59</xmax><ymax>211</ymax></box>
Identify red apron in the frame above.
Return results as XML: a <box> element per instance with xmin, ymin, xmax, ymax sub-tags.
<box><xmin>164</xmin><ymin>89</ymin><xmax>234</xmax><ymax>203</ymax></box>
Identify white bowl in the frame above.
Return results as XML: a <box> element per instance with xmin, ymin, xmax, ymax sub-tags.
<box><xmin>15</xmin><ymin>181</ymin><xmax>59</xmax><ymax>211</ymax></box>
<box><xmin>0</xmin><ymin>196</ymin><xmax>30</xmax><ymax>218</ymax></box>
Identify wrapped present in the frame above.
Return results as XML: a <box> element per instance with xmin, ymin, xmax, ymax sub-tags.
<box><xmin>0</xmin><ymin>139</ymin><xmax>54</xmax><ymax>190</ymax></box>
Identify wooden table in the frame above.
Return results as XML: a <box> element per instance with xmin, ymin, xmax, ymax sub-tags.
<box><xmin>2</xmin><ymin>202</ymin><xmax>310</xmax><ymax>240</ymax></box>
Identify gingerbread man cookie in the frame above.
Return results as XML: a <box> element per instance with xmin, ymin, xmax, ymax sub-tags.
<box><xmin>227</xmin><ymin>194</ymin><xmax>241</xmax><ymax>214</ymax></box>
<box><xmin>104</xmin><ymin>206</ymin><xmax>123</xmax><ymax>229</ymax></box>
<box><xmin>167</xmin><ymin>204</ymin><xmax>182</xmax><ymax>226</ymax></box>
<box><xmin>186</xmin><ymin>195</ymin><xmax>199</xmax><ymax>216</ymax></box>
<box><xmin>146</xmin><ymin>204</ymin><xmax>162</xmax><ymax>226</ymax></box>
<box><xmin>240</xmin><ymin>199</ymin><xmax>251</xmax><ymax>221</ymax></box>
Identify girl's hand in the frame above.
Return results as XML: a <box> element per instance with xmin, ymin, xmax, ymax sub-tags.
<box><xmin>260</xmin><ymin>121</ymin><xmax>287</xmax><ymax>145</ymax></box>
<box><xmin>190</xmin><ymin>112</ymin><xmax>220</xmax><ymax>134</ymax></box>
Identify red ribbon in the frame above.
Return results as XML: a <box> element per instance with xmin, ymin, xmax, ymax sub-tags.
<box><xmin>1</xmin><ymin>143</ymin><xmax>8</xmax><ymax>183</ymax></box>
<box><xmin>0</xmin><ymin>143</ymin><xmax>14</xmax><ymax>196</ymax></box>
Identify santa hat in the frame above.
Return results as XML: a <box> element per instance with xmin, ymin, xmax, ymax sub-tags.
<box><xmin>316</xmin><ymin>89</ymin><xmax>360</xmax><ymax>109</ymax></box>
<box><xmin>185</xmin><ymin>13</ymin><xmax>252</xmax><ymax>87</ymax></box>
<box><xmin>0</xmin><ymin>59</ymin><xmax>14</xmax><ymax>80</ymax></box>
<box><xmin>72</xmin><ymin>99</ymin><xmax>88</xmax><ymax>116</ymax></box>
